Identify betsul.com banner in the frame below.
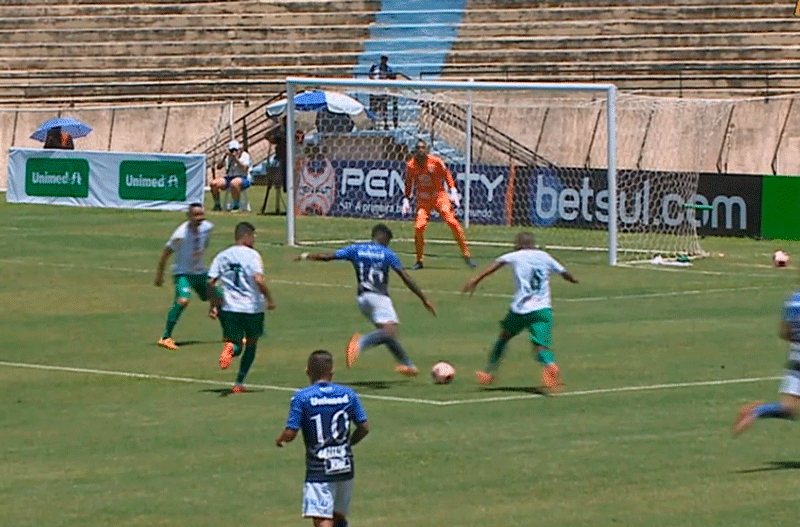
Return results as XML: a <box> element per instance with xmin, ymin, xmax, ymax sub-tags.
<box><xmin>513</xmin><ymin>167</ymin><xmax>759</xmax><ymax>237</ymax></box>
<box><xmin>7</xmin><ymin>148</ymin><xmax>204</xmax><ymax>210</ymax></box>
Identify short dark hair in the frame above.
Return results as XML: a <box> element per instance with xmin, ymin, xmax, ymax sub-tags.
<box><xmin>380</xmin><ymin>55</ymin><xmax>388</xmax><ymax>61</ymax></box>
<box><xmin>188</xmin><ymin>202</ymin><xmax>203</xmax><ymax>211</ymax></box>
<box><xmin>308</xmin><ymin>350</ymin><xmax>333</xmax><ymax>380</ymax></box>
<box><xmin>372</xmin><ymin>223</ymin><xmax>393</xmax><ymax>242</ymax></box>
<box><xmin>234</xmin><ymin>221</ymin><xmax>255</xmax><ymax>240</ymax></box>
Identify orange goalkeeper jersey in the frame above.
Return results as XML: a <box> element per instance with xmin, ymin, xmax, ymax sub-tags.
<box><xmin>405</xmin><ymin>154</ymin><xmax>456</xmax><ymax>202</ymax></box>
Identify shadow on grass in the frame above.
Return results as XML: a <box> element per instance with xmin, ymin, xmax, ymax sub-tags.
<box><xmin>200</xmin><ymin>388</ymin><xmax>265</xmax><ymax>397</ymax></box>
<box><xmin>736</xmin><ymin>461</ymin><xmax>800</xmax><ymax>474</ymax></box>
<box><xmin>160</xmin><ymin>340</ymin><xmax>219</xmax><ymax>347</ymax></box>
<box><xmin>343</xmin><ymin>380</ymin><xmax>410</xmax><ymax>390</ymax></box>
<box><xmin>481</xmin><ymin>386</ymin><xmax>548</xmax><ymax>396</ymax></box>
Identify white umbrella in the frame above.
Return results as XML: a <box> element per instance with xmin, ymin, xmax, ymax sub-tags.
<box><xmin>265</xmin><ymin>90</ymin><xmax>374</xmax><ymax>131</ymax></box>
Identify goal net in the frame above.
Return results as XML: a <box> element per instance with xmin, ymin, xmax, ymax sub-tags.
<box><xmin>283</xmin><ymin>77</ymin><xmax>722</xmax><ymax>265</ymax></box>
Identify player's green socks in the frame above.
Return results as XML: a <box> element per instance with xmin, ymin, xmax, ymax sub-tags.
<box><xmin>235</xmin><ymin>342</ymin><xmax>257</xmax><ymax>384</ymax></box>
<box><xmin>163</xmin><ymin>301</ymin><xmax>185</xmax><ymax>338</ymax></box>
<box><xmin>536</xmin><ymin>350</ymin><xmax>555</xmax><ymax>365</ymax></box>
<box><xmin>486</xmin><ymin>339</ymin><xmax>506</xmax><ymax>372</ymax></box>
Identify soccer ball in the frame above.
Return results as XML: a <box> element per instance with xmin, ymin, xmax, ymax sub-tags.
<box><xmin>431</xmin><ymin>361</ymin><xmax>456</xmax><ymax>384</ymax></box>
<box><xmin>773</xmin><ymin>250</ymin><xmax>790</xmax><ymax>268</ymax></box>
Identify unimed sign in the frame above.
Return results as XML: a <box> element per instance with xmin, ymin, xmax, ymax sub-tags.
<box><xmin>118</xmin><ymin>160</ymin><xmax>187</xmax><ymax>202</ymax></box>
<box><xmin>25</xmin><ymin>157</ymin><xmax>90</xmax><ymax>198</ymax></box>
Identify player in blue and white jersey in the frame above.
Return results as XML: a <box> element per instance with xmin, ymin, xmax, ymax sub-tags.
<box><xmin>734</xmin><ymin>289</ymin><xmax>800</xmax><ymax>435</ymax></box>
<box><xmin>207</xmin><ymin>222</ymin><xmax>275</xmax><ymax>393</ymax></box>
<box><xmin>297</xmin><ymin>224</ymin><xmax>436</xmax><ymax>376</ymax></box>
<box><xmin>462</xmin><ymin>232</ymin><xmax>578</xmax><ymax>390</ymax></box>
<box><xmin>276</xmin><ymin>350</ymin><xmax>369</xmax><ymax>527</ymax></box>
<box><xmin>154</xmin><ymin>203</ymin><xmax>214</xmax><ymax>351</ymax></box>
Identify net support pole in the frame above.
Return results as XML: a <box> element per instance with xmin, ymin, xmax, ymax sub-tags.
<box><xmin>464</xmin><ymin>82</ymin><xmax>473</xmax><ymax>229</ymax></box>
<box><xmin>286</xmin><ymin>82</ymin><xmax>296</xmax><ymax>246</ymax></box>
<box><xmin>607</xmin><ymin>85</ymin><xmax>618</xmax><ymax>266</ymax></box>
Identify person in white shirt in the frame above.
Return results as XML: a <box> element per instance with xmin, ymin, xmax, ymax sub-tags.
<box><xmin>211</xmin><ymin>139</ymin><xmax>251</xmax><ymax>212</ymax></box>
<box><xmin>462</xmin><ymin>232</ymin><xmax>578</xmax><ymax>390</ymax></box>
<box><xmin>154</xmin><ymin>203</ymin><xmax>214</xmax><ymax>351</ymax></box>
<box><xmin>207</xmin><ymin>221</ymin><xmax>276</xmax><ymax>393</ymax></box>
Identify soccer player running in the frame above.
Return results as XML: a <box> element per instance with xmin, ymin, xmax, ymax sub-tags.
<box><xmin>207</xmin><ymin>222</ymin><xmax>276</xmax><ymax>393</ymax></box>
<box><xmin>276</xmin><ymin>350</ymin><xmax>369</xmax><ymax>527</ymax></box>
<box><xmin>462</xmin><ymin>232</ymin><xmax>578</xmax><ymax>390</ymax></box>
<box><xmin>402</xmin><ymin>139</ymin><xmax>476</xmax><ymax>270</ymax></box>
<box><xmin>733</xmin><ymin>289</ymin><xmax>800</xmax><ymax>435</ymax></box>
<box><xmin>154</xmin><ymin>203</ymin><xmax>214</xmax><ymax>351</ymax></box>
<box><xmin>297</xmin><ymin>223</ymin><xmax>436</xmax><ymax>376</ymax></box>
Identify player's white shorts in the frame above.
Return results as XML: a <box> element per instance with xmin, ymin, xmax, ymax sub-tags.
<box><xmin>779</xmin><ymin>370</ymin><xmax>800</xmax><ymax>396</ymax></box>
<box><xmin>302</xmin><ymin>479</ymin><xmax>354</xmax><ymax>518</ymax></box>
<box><xmin>357</xmin><ymin>292</ymin><xmax>399</xmax><ymax>325</ymax></box>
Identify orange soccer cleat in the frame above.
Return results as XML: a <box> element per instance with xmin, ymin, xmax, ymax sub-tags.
<box><xmin>733</xmin><ymin>401</ymin><xmax>763</xmax><ymax>436</ymax></box>
<box><xmin>395</xmin><ymin>365</ymin><xmax>420</xmax><ymax>377</ymax></box>
<box><xmin>231</xmin><ymin>384</ymin><xmax>246</xmax><ymax>394</ymax></box>
<box><xmin>542</xmin><ymin>363</ymin><xmax>563</xmax><ymax>392</ymax></box>
<box><xmin>475</xmin><ymin>371</ymin><xmax>496</xmax><ymax>385</ymax></box>
<box><xmin>219</xmin><ymin>342</ymin><xmax>234</xmax><ymax>370</ymax></box>
<box><xmin>158</xmin><ymin>337</ymin><xmax>178</xmax><ymax>351</ymax></box>
<box><xmin>346</xmin><ymin>333</ymin><xmax>362</xmax><ymax>369</ymax></box>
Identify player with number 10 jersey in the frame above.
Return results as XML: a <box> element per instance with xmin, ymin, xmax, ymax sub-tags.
<box><xmin>296</xmin><ymin>224</ymin><xmax>436</xmax><ymax>376</ymax></box>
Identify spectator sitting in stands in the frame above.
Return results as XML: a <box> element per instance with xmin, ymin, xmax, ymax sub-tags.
<box><xmin>211</xmin><ymin>140</ymin><xmax>251</xmax><ymax>212</ymax></box>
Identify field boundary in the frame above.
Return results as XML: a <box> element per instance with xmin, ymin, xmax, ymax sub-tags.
<box><xmin>0</xmin><ymin>360</ymin><xmax>780</xmax><ymax>406</ymax></box>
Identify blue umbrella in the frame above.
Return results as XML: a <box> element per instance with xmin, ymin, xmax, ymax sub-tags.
<box><xmin>30</xmin><ymin>117</ymin><xmax>92</xmax><ymax>142</ymax></box>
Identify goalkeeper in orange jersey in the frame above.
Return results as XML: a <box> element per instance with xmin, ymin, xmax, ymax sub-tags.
<box><xmin>402</xmin><ymin>140</ymin><xmax>476</xmax><ymax>270</ymax></box>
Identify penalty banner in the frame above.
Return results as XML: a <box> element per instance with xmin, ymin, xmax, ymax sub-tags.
<box><xmin>6</xmin><ymin>148</ymin><xmax>205</xmax><ymax>211</ymax></box>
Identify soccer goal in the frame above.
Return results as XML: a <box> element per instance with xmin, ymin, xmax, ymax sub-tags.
<box><xmin>283</xmin><ymin>77</ymin><xmax>719</xmax><ymax>265</ymax></box>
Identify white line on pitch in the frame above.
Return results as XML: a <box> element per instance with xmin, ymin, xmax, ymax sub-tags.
<box><xmin>0</xmin><ymin>361</ymin><xmax>440</xmax><ymax>405</ymax></box>
<box><xmin>0</xmin><ymin>360</ymin><xmax>779</xmax><ymax>407</ymax></box>
<box><xmin>438</xmin><ymin>375</ymin><xmax>783</xmax><ymax>405</ymax></box>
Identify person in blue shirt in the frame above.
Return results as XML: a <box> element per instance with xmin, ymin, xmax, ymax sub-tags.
<box><xmin>734</xmin><ymin>289</ymin><xmax>800</xmax><ymax>435</ymax></box>
<box><xmin>276</xmin><ymin>350</ymin><xmax>369</xmax><ymax>527</ymax></box>
<box><xmin>297</xmin><ymin>223</ymin><xmax>436</xmax><ymax>376</ymax></box>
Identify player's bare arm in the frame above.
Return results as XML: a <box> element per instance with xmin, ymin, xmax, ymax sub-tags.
<box><xmin>254</xmin><ymin>273</ymin><xmax>276</xmax><ymax>310</ymax></box>
<box><xmin>275</xmin><ymin>428</ymin><xmax>298</xmax><ymax>447</ymax></box>
<box><xmin>154</xmin><ymin>246</ymin><xmax>173</xmax><ymax>286</ymax></box>
<box><xmin>395</xmin><ymin>269</ymin><xmax>436</xmax><ymax>316</ymax></box>
<box><xmin>561</xmin><ymin>271</ymin><xmax>579</xmax><ymax>284</ymax></box>
<box><xmin>206</xmin><ymin>276</ymin><xmax>222</xmax><ymax>319</ymax></box>
<box><xmin>462</xmin><ymin>261</ymin><xmax>505</xmax><ymax>295</ymax></box>
<box><xmin>350</xmin><ymin>420</ymin><xmax>370</xmax><ymax>446</ymax></box>
<box><xmin>295</xmin><ymin>252</ymin><xmax>337</xmax><ymax>262</ymax></box>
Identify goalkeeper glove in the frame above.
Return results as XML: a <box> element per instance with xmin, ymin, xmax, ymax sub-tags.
<box><xmin>448</xmin><ymin>187</ymin><xmax>461</xmax><ymax>208</ymax></box>
<box><xmin>401</xmin><ymin>197</ymin><xmax>411</xmax><ymax>215</ymax></box>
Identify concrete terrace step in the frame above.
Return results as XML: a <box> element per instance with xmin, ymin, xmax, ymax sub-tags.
<box><xmin>0</xmin><ymin>11</ymin><xmax>375</xmax><ymax>30</ymax></box>
<box><xmin>461</xmin><ymin>5</ymin><xmax>795</xmax><ymax>23</ymax></box>
<box><xmin>0</xmin><ymin>39</ymin><xmax>364</xmax><ymax>58</ymax></box>
<box><xmin>0</xmin><ymin>26</ymin><xmax>371</xmax><ymax>45</ymax></box>
<box><xmin>3</xmin><ymin>44</ymin><xmax>800</xmax><ymax>72</ymax></box>
<box><xmin>465</xmin><ymin>0</ymin><xmax>789</xmax><ymax>8</ymax></box>
<box><xmin>0</xmin><ymin>0</ymin><xmax>381</xmax><ymax>16</ymax></box>
<box><xmin>456</xmin><ymin>18</ymin><xmax>800</xmax><ymax>38</ymax></box>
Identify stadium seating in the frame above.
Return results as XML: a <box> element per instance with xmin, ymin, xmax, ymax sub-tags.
<box><xmin>1</xmin><ymin>0</ymin><xmax>797</xmax><ymax>105</ymax></box>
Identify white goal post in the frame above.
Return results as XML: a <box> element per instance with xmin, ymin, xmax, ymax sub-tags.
<box><xmin>283</xmin><ymin>77</ymin><xmax>712</xmax><ymax>265</ymax></box>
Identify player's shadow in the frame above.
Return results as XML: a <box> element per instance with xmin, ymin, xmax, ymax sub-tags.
<box><xmin>344</xmin><ymin>380</ymin><xmax>409</xmax><ymax>390</ymax></box>
<box><xmin>735</xmin><ymin>461</ymin><xmax>800</xmax><ymax>474</ymax></box>
<box><xmin>481</xmin><ymin>386</ymin><xmax>549</xmax><ymax>396</ymax></box>
<box><xmin>200</xmin><ymin>388</ymin><xmax>265</xmax><ymax>398</ymax></box>
<box><xmin>172</xmin><ymin>339</ymin><xmax>218</xmax><ymax>347</ymax></box>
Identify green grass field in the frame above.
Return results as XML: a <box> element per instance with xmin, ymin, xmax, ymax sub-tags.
<box><xmin>3</xmin><ymin>190</ymin><xmax>800</xmax><ymax>527</ymax></box>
